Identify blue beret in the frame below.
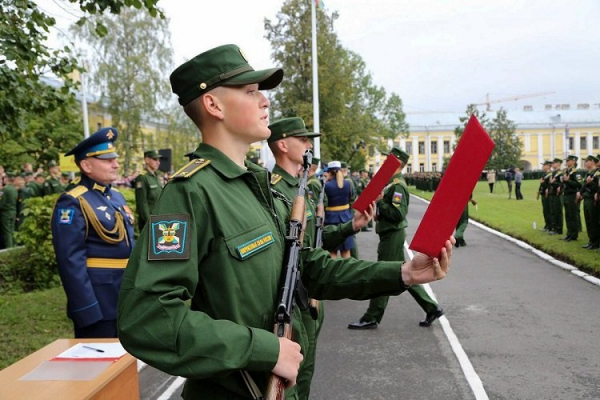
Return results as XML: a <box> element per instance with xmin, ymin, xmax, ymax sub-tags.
<box><xmin>65</xmin><ymin>128</ymin><xmax>119</xmax><ymax>161</ymax></box>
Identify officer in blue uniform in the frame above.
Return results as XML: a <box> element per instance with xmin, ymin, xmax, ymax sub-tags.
<box><xmin>51</xmin><ymin>127</ymin><xmax>135</xmax><ymax>338</ymax></box>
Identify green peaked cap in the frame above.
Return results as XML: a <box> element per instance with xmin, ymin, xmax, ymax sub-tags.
<box><xmin>170</xmin><ymin>44</ymin><xmax>284</xmax><ymax>106</ymax></box>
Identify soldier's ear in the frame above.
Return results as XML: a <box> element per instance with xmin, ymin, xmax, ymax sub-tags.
<box><xmin>202</xmin><ymin>90</ymin><xmax>224</xmax><ymax>120</ymax></box>
<box><xmin>79</xmin><ymin>159</ymin><xmax>93</xmax><ymax>175</ymax></box>
<box><xmin>277</xmin><ymin>139</ymin><xmax>289</xmax><ymax>154</ymax></box>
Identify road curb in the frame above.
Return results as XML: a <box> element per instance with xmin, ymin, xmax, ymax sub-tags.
<box><xmin>411</xmin><ymin>194</ymin><xmax>600</xmax><ymax>288</ymax></box>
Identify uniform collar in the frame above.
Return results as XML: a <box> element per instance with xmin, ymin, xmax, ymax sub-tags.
<box><xmin>145</xmin><ymin>166</ymin><xmax>157</xmax><ymax>176</ymax></box>
<box><xmin>191</xmin><ymin>143</ymin><xmax>255</xmax><ymax>179</ymax></box>
<box><xmin>272</xmin><ymin>164</ymin><xmax>298</xmax><ymax>186</ymax></box>
<box><xmin>81</xmin><ymin>174</ymin><xmax>111</xmax><ymax>195</ymax></box>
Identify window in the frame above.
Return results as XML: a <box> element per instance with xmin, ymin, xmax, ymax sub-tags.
<box><xmin>418</xmin><ymin>142</ymin><xmax>425</xmax><ymax>154</ymax></box>
<box><xmin>580</xmin><ymin>136</ymin><xmax>587</xmax><ymax>151</ymax></box>
<box><xmin>568</xmin><ymin>137</ymin><xmax>574</xmax><ymax>150</ymax></box>
<box><xmin>432</xmin><ymin>163</ymin><xmax>437</xmax><ymax>172</ymax></box>
<box><xmin>431</xmin><ymin>141</ymin><xmax>438</xmax><ymax>154</ymax></box>
<box><xmin>419</xmin><ymin>163</ymin><xmax>425</xmax><ymax>172</ymax></box>
<box><xmin>406</xmin><ymin>164</ymin><xmax>412</xmax><ymax>173</ymax></box>
<box><xmin>594</xmin><ymin>136</ymin><xmax>599</xmax><ymax>150</ymax></box>
<box><xmin>406</xmin><ymin>142</ymin><xmax>412</xmax><ymax>154</ymax></box>
<box><xmin>444</xmin><ymin>141</ymin><xmax>450</xmax><ymax>154</ymax></box>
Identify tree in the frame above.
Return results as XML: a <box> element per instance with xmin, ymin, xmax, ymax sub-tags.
<box><xmin>454</xmin><ymin>104</ymin><xmax>521</xmax><ymax>171</ymax></box>
<box><xmin>0</xmin><ymin>0</ymin><xmax>163</xmax><ymax>161</ymax></box>
<box><xmin>71</xmin><ymin>8</ymin><xmax>173</xmax><ymax>173</ymax></box>
<box><xmin>487</xmin><ymin>108</ymin><xmax>522</xmax><ymax>170</ymax></box>
<box><xmin>264</xmin><ymin>0</ymin><xmax>408</xmax><ymax>171</ymax></box>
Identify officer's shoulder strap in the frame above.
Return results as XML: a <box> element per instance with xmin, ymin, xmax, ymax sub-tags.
<box><xmin>112</xmin><ymin>187</ymin><xmax>121</xmax><ymax>193</ymax></box>
<box><xmin>170</xmin><ymin>158</ymin><xmax>211</xmax><ymax>180</ymax></box>
<box><xmin>67</xmin><ymin>185</ymin><xmax>88</xmax><ymax>198</ymax></box>
<box><xmin>270</xmin><ymin>173</ymin><xmax>282</xmax><ymax>185</ymax></box>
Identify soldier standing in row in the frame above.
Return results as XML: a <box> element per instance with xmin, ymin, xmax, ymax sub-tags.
<box><xmin>578</xmin><ymin>155</ymin><xmax>599</xmax><ymax>249</ymax></box>
<box><xmin>43</xmin><ymin>160</ymin><xmax>64</xmax><ymax>196</ymax></box>
<box><xmin>538</xmin><ymin>161</ymin><xmax>553</xmax><ymax>231</ymax></box>
<box><xmin>135</xmin><ymin>150</ymin><xmax>163</xmax><ymax>231</ymax></box>
<box><xmin>0</xmin><ymin>173</ymin><xmax>18</xmax><ymax>248</ymax></box>
<box><xmin>349</xmin><ymin>148</ymin><xmax>445</xmax><ymax>330</ymax></box>
<box><xmin>51</xmin><ymin>128</ymin><xmax>135</xmax><ymax>338</ymax></box>
<box><xmin>561</xmin><ymin>155</ymin><xmax>581</xmax><ymax>242</ymax></box>
<box><xmin>548</xmin><ymin>158</ymin><xmax>564</xmax><ymax>235</ymax></box>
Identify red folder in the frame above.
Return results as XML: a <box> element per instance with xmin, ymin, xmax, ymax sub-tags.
<box><xmin>409</xmin><ymin>115</ymin><xmax>495</xmax><ymax>258</ymax></box>
<box><xmin>352</xmin><ymin>154</ymin><xmax>401</xmax><ymax>213</ymax></box>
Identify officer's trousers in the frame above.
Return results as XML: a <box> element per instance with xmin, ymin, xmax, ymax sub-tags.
<box><xmin>583</xmin><ymin>196</ymin><xmax>600</xmax><ymax>246</ymax></box>
<box><xmin>549</xmin><ymin>194</ymin><xmax>563</xmax><ymax>233</ymax></box>
<box><xmin>455</xmin><ymin>205</ymin><xmax>469</xmax><ymax>239</ymax></box>
<box><xmin>563</xmin><ymin>193</ymin><xmax>578</xmax><ymax>239</ymax></box>
<box><xmin>541</xmin><ymin>195</ymin><xmax>551</xmax><ymax>229</ymax></box>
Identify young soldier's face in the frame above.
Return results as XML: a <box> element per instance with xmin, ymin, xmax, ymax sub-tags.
<box><xmin>219</xmin><ymin>84</ymin><xmax>271</xmax><ymax>143</ymax></box>
<box><xmin>286</xmin><ymin>136</ymin><xmax>313</xmax><ymax>165</ymax></box>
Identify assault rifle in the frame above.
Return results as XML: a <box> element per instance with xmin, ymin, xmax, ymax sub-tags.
<box><xmin>313</xmin><ymin>174</ymin><xmax>326</xmax><ymax>249</ymax></box>
<box><xmin>265</xmin><ymin>150</ymin><xmax>312</xmax><ymax>400</ymax></box>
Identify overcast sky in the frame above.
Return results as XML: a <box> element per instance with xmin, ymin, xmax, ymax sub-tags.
<box><xmin>40</xmin><ymin>0</ymin><xmax>600</xmax><ymax>114</ymax></box>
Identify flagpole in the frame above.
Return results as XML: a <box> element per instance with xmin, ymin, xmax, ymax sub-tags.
<box><xmin>311</xmin><ymin>0</ymin><xmax>321</xmax><ymax>159</ymax></box>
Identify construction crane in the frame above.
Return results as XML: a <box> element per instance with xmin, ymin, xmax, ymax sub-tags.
<box><xmin>474</xmin><ymin>91</ymin><xmax>556</xmax><ymax>111</ymax></box>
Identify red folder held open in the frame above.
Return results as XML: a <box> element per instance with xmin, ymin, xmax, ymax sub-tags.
<box><xmin>352</xmin><ymin>154</ymin><xmax>400</xmax><ymax>213</ymax></box>
<box><xmin>409</xmin><ymin>115</ymin><xmax>495</xmax><ymax>258</ymax></box>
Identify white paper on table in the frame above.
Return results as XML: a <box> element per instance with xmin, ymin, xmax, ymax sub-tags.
<box><xmin>52</xmin><ymin>342</ymin><xmax>127</xmax><ymax>361</ymax></box>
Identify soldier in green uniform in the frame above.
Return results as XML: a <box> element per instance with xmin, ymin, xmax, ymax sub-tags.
<box><xmin>268</xmin><ymin>117</ymin><xmax>376</xmax><ymax>400</ymax></box>
<box><xmin>60</xmin><ymin>172</ymin><xmax>71</xmax><ymax>191</ymax></box>
<box><xmin>26</xmin><ymin>172</ymin><xmax>44</xmax><ymax>198</ymax></box>
<box><xmin>135</xmin><ymin>150</ymin><xmax>163</xmax><ymax>231</ymax></box>
<box><xmin>561</xmin><ymin>155</ymin><xmax>581</xmax><ymax>241</ymax></box>
<box><xmin>43</xmin><ymin>160</ymin><xmax>64</xmax><ymax>196</ymax></box>
<box><xmin>358</xmin><ymin>169</ymin><xmax>373</xmax><ymax>232</ymax></box>
<box><xmin>578</xmin><ymin>155</ymin><xmax>599</xmax><ymax>249</ymax></box>
<box><xmin>455</xmin><ymin>194</ymin><xmax>477</xmax><ymax>247</ymax></box>
<box><xmin>548</xmin><ymin>158</ymin><xmax>564</xmax><ymax>235</ymax></box>
<box><xmin>0</xmin><ymin>172</ymin><xmax>18</xmax><ymax>248</ymax></box>
<box><xmin>306</xmin><ymin>157</ymin><xmax>322</xmax><ymax>201</ymax></box>
<box><xmin>538</xmin><ymin>161</ymin><xmax>553</xmax><ymax>231</ymax></box>
<box><xmin>14</xmin><ymin>174</ymin><xmax>32</xmax><ymax>231</ymax></box>
<box><xmin>348</xmin><ymin>148</ymin><xmax>445</xmax><ymax>330</ymax></box>
<box><xmin>117</xmin><ymin>44</ymin><xmax>453</xmax><ymax>400</ymax></box>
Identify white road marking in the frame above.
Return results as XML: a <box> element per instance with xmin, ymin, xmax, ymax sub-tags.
<box><xmin>156</xmin><ymin>376</ymin><xmax>186</xmax><ymax>400</ymax></box>
<box><xmin>404</xmin><ymin>241</ymin><xmax>489</xmax><ymax>400</ymax></box>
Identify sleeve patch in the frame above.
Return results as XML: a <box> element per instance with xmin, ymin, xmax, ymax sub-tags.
<box><xmin>58</xmin><ymin>208</ymin><xmax>75</xmax><ymax>224</ymax></box>
<box><xmin>392</xmin><ymin>192</ymin><xmax>403</xmax><ymax>204</ymax></box>
<box><xmin>148</xmin><ymin>214</ymin><xmax>191</xmax><ymax>260</ymax></box>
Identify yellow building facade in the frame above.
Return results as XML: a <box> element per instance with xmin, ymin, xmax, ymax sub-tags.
<box><xmin>367</xmin><ymin>105</ymin><xmax>600</xmax><ymax>173</ymax></box>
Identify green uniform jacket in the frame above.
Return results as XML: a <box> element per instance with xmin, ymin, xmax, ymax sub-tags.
<box><xmin>27</xmin><ymin>181</ymin><xmax>43</xmax><ymax>198</ymax></box>
<box><xmin>135</xmin><ymin>168</ymin><xmax>162</xmax><ymax>230</ymax></box>
<box><xmin>271</xmin><ymin>165</ymin><xmax>356</xmax><ymax>250</ymax></box>
<box><xmin>539</xmin><ymin>171</ymin><xmax>552</xmax><ymax>195</ymax></box>
<box><xmin>118</xmin><ymin>144</ymin><xmax>405</xmax><ymax>400</ymax></box>
<box><xmin>43</xmin><ymin>177</ymin><xmax>63</xmax><ymax>196</ymax></box>
<box><xmin>0</xmin><ymin>184</ymin><xmax>18</xmax><ymax>247</ymax></box>
<box><xmin>376</xmin><ymin>173</ymin><xmax>409</xmax><ymax>234</ymax></box>
<box><xmin>549</xmin><ymin>169</ymin><xmax>563</xmax><ymax>195</ymax></box>
<box><xmin>562</xmin><ymin>167</ymin><xmax>582</xmax><ymax>194</ymax></box>
<box><xmin>580</xmin><ymin>168</ymin><xmax>599</xmax><ymax>198</ymax></box>
<box><xmin>306</xmin><ymin>176</ymin><xmax>322</xmax><ymax>202</ymax></box>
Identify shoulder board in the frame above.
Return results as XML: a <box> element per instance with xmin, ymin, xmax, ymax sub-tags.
<box><xmin>71</xmin><ymin>177</ymin><xmax>81</xmax><ymax>185</ymax></box>
<box><xmin>393</xmin><ymin>178</ymin><xmax>401</xmax><ymax>184</ymax></box>
<box><xmin>67</xmin><ymin>185</ymin><xmax>88</xmax><ymax>198</ymax></box>
<box><xmin>271</xmin><ymin>173</ymin><xmax>282</xmax><ymax>185</ymax></box>
<box><xmin>111</xmin><ymin>187</ymin><xmax>121</xmax><ymax>193</ymax></box>
<box><xmin>171</xmin><ymin>158</ymin><xmax>211</xmax><ymax>180</ymax></box>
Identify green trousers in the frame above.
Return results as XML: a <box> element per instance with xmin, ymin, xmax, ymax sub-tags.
<box><xmin>297</xmin><ymin>306</ymin><xmax>324</xmax><ymax>400</ymax></box>
<box><xmin>0</xmin><ymin>212</ymin><xmax>15</xmax><ymax>248</ymax></box>
<box><xmin>541</xmin><ymin>195</ymin><xmax>551</xmax><ymax>229</ymax></box>
<box><xmin>455</xmin><ymin>206</ymin><xmax>469</xmax><ymax>239</ymax></box>
<box><xmin>549</xmin><ymin>195</ymin><xmax>563</xmax><ymax>233</ymax></box>
<box><xmin>362</xmin><ymin>229</ymin><xmax>437</xmax><ymax>323</ymax></box>
<box><xmin>563</xmin><ymin>193</ymin><xmax>578</xmax><ymax>239</ymax></box>
<box><xmin>583</xmin><ymin>197</ymin><xmax>599</xmax><ymax>246</ymax></box>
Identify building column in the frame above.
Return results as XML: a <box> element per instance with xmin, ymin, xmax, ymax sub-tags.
<box><xmin>411</xmin><ymin>136</ymin><xmax>419</xmax><ymax>168</ymax></box>
<box><xmin>587</xmin><ymin>132</ymin><xmax>593</xmax><ymax>154</ymax></box>
<box><xmin>437</xmin><ymin>135</ymin><xmax>444</xmax><ymax>170</ymax></box>
<box><xmin>537</xmin><ymin>133</ymin><xmax>544</xmax><ymax>166</ymax></box>
<box><xmin>575</xmin><ymin>131</ymin><xmax>581</xmax><ymax>159</ymax></box>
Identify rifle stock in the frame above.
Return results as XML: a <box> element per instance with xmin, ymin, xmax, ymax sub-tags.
<box><xmin>264</xmin><ymin>150</ymin><xmax>312</xmax><ymax>400</ymax></box>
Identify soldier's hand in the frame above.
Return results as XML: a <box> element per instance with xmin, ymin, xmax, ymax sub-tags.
<box><xmin>316</xmin><ymin>203</ymin><xmax>324</xmax><ymax>217</ymax></box>
<box><xmin>352</xmin><ymin>202</ymin><xmax>375</xmax><ymax>231</ymax></box>
<box><xmin>401</xmin><ymin>238</ymin><xmax>454</xmax><ymax>285</ymax></box>
<box><xmin>272</xmin><ymin>337</ymin><xmax>303</xmax><ymax>388</ymax></box>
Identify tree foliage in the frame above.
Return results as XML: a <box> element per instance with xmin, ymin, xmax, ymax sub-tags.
<box><xmin>264</xmin><ymin>0</ymin><xmax>408</xmax><ymax>171</ymax></box>
<box><xmin>455</xmin><ymin>104</ymin><xmax>521</xmax><ymax>170</ymax></box>
<box><xmin>71</xmin><ymin>8</ymin><xmax>173</xmax><ymax>173</ymax></box>
<box><xmin>0</xmin><ymin>0</ymin><xmax>163</xmax><ymax>169</ymax></box>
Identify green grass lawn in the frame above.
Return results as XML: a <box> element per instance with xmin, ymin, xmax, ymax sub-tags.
<box><xmin>410</xmin><ymin>179</ymin><xmax>600</xmax><ymax>276</ymax></box>
<box><xmin>0</xmin><ymin>286</ymin><xmax>71</xmax><ymax>369</ymax></box>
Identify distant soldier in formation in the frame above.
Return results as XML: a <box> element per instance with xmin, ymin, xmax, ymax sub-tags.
<box><xmin>135</xmin><ymin>150</ymin><xmax>163</xmax><ymax>231</ymax></box>
<box><xmin>306</xmin><ymin>156</ymin><xmax>322</xmax><ymax>201</ymax></box>
<box><xmin>43</xmin><ymin>160</ymin><xmax>64</xmax><ymax>196</ymax></box>
<box><xmin>548</xmin><ymin>158</ymin><xmax>564</xmax><ymax>235</ymax></box>
<box><xmin>578</xmin><ymin>155</ymin><xmax>599</xmax><ymax>249</ymax></box>
<box><xmin>538</xmin><ymin>161</ymin><xmax>553</xmax><ymax>231</ymax></box>
<box><xmin>60</xmin><ymin>172</ymin><xmax>71</xmax><ymax>191</ymax></box>
<box><xmin>0</xmin><ymin>172</ymin><xmax>18</xmax><ymax>248</ymax></box>
<box><xmin>561</xmin><ymin>155</ymin><xmax>581</xmax><ymax>242</ymax></box>
<box><xmin>13</xmin><ymin>174</ymin><xmax>30</xmax><ymax>231</ymax></box>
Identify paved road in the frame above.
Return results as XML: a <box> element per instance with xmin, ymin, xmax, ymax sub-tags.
<box><xmin>138</xmin><ymin>195</ymin><xmax>600</xmax><ymax>399</ymax></box>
